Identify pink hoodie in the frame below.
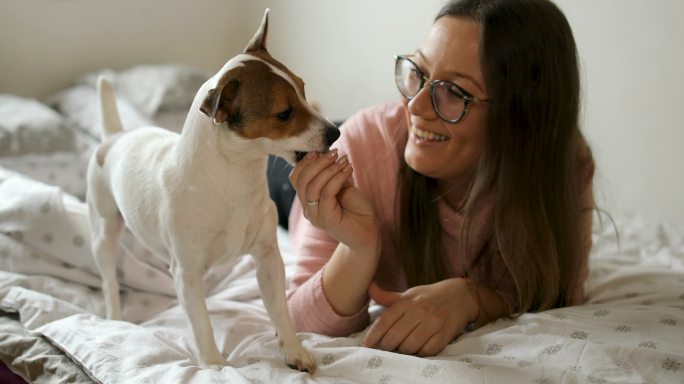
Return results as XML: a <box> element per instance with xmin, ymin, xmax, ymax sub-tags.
<box><xmin>286</xmin><ymin>102</ymin><xmax>593</xmax><ymax>336</ymax></box>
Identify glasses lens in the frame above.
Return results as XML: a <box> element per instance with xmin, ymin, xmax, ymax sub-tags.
<box><xmin>395</xmin><ymin>57</ymin><xmax>422</xmax><ymax>99</ymax></box>
<box><xmin>432</xmin><ymin>81</ymin><xmax>466</xmax><ymax>122</ymax></box>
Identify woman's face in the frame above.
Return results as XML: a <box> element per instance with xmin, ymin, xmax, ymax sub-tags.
<box><xmin>403</xmin><ymin>16</ymin><xmax>488</xmax><ymax>184</ymax></box>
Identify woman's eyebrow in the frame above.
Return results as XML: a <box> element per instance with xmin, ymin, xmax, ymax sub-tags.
<box><xmin>415</xmin><ymin>50</ymin><xmax>486</xmax><ymax>95</ymax></box>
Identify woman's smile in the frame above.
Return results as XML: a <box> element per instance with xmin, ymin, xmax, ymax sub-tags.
<box><xmin>410</xmin><ymin>125</ymin><xmax>450</xmax><ymax>144</ymax></box>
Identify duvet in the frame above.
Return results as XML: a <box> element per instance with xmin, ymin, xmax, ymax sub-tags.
<box><xmin>1</xmin><ymin>167</ymin><xmax>683</xmax><ymax>384</ymax></box>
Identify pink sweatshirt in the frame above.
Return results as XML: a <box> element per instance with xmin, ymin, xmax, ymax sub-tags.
<box><xmin>286</xmin><ymin>102</ymin><xmax>593</xmax><ymax>336</ymax></box>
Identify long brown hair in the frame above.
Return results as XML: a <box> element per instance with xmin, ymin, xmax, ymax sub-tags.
<box><xmin>399</xmin><ymin>0</ymin><xmax>591</xmax><ymax>314</ymax></box>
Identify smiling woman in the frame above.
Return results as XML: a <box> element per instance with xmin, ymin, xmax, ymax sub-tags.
<box><xmin>286</xmin><ymin>0</ymin><xmax>595</xmax><ymax>357</ymax></box>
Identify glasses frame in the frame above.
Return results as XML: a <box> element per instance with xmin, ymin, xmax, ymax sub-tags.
<box><xmin>394</xmin><ymin>55</ymin><xmax>489</xmax><ymax>124</ymax></box>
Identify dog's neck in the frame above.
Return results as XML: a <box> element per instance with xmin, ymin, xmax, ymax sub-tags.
<box><xmin>175</xmin><ymin>97</ymin><xmax>269</xmax><ymax>183</ymax></box>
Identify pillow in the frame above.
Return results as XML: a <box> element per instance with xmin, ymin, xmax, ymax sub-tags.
<box><xmin>0</xmin><ymin>149</ymin><xmax>92</xmax><ymax>200</ymax></box>
<box><xmin>0</xmin><ymin>117</ymin><xmax>95</xmax><ymax>200</ymax></box>
<box><xmin>78</xmin><ymin>64</ymin><xmax>211</xmax><ymax>116</ymax></box>
<box><xmin>0</xmin><ymin>95</ymin><xmax>76</xmax><ymax>157</ymax></box>
<box><xmin>46</xmin><ymin>85</ymin><xmax>156</xmax><ymax>140</ymax></box>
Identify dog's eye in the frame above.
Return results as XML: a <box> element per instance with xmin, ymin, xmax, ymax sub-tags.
<box><xmin>277</xmin><ymin>107</ymin><xmax>293</xmax><ymax>121</ymax></box>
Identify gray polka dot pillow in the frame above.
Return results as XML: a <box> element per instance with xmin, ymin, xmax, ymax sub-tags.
<box><xmin>0</xmin><ymin>94</ymin><xmax>77</xmax><ymax>157</ymax></box>
<box><xmin>0</xmin><ymin>95</ymin><xmax>94</xmax><ymax>198</ymax></box>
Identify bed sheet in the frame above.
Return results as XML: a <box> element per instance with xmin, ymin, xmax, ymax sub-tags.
<box><xmin>1</xmin><ymin>169</ymin><xmax>683</xmax><ymax>384</ymax></box>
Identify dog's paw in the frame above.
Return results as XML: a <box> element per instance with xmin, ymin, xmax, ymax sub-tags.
<box><xmin>284</xmin><ymin>346</ymin><xmax>316</xmax><ymax>374</ymax></box>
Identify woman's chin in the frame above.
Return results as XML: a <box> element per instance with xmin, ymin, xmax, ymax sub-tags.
<box><xmin>404</xmin><ymin>144</ymin><xmax>440</xmax><ymax>178</ymax></box>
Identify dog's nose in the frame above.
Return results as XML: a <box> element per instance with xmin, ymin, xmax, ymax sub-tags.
<box><xmin>325</xmin><ymin>126</ymin><xmax>340</xmax><ymax>147</ymax></box>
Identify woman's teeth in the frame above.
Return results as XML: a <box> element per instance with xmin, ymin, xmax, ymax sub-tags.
<box><xmin>413</xmin><ymin>127</ymin><xmax>448</xmax><ymax>142</ymax></box>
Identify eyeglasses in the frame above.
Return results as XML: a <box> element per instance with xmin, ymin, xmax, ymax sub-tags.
<box><xmin>394</xmin><ymin>55</ymin><xmax>489</xmax><ymax>124</ymax></box>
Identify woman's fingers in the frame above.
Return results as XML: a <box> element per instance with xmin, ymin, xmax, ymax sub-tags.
<box><xmin>318</xmin><ymin>156</ymin><xmax>352</xmax><ymax>208</ymax></box>
<box><xmin>377</xmin><ymin>310</ymin><xmax>422</xmax><ymax>352</ymax></box>
<box><xmin>289</xmin><ymin>150</ymin><xmax>338</xmax><ymax>205</ymax></box>
<box><xmin>363</xmin><ymin>300</ymin><xmax>407</xmax><ymax>348</ymax></box>
<box><xmin>366</xmin><ymin>307</ymin><xmax>450</xmax><ymax>355</ymax></box>
<box><xmin>289</xmin><ymin>150</ymin><xmax>355</xmax><ymax>226</ymax></box>
<box><xmin>397</xmin><ymin>317</ymin><xmax>442</xmax><ymax>355</ymax></box>
<box><xmin>416</xmin><ymin>330</ymin><xmax>450</xmax><ymax>357</ymax></box>
<box><xmin>308</xmin><ymin>155</ymin><xmax>348</xmax><ymax>203</ymax></box>
<box><xmin>288</xmin><ymin>151</ymin><xmax>318</xmax><ymax>186</ymax></box>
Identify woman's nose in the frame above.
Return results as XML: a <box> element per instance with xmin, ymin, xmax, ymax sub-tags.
<box><xmin>407</xmin><ymin>84</ymin><xmax>437</xmax><ymax>120</ymax></box>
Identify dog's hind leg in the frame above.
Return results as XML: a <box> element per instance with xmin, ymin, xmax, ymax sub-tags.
<box><xmin>90</xmin><ymin>213</ymin><xmax>124</xmax><ymax>320</ymax></box>
<box><xmin>170</xmin><ymin>257</ymin><xmax>224</xmax><ymax>368</ymax></box>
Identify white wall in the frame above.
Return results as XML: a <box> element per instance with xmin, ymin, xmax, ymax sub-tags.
<box><xmin>0</xmin><ymin>0</ymin><xmax>251</xmax><ymax>99</ymax></box>
<box><xmin>240</xmin><ymin>0</ymin><xmax>445</xmax><ymax>121</ymax></box>
<box><xmin>555</xmin><ymin>0</ymin><xmax>684</xmax><ymax>226</ymax></box>
<box><xmin>1</xmin><ymin>0</ymin><xmax>683</xmax><ymax>225</ymax></box>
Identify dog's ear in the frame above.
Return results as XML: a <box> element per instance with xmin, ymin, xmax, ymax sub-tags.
<box><xmin>199</xmin><ymin>80</ymin><xmax>240</xmax><ymax>125</ymax></box>
<box><xmin>244</xmin><ymin>8</ymin><xmax>269</xmax><ymax>53</ymax></box>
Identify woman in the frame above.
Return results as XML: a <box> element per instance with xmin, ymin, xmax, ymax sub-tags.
<box><xmin>287</xmin><ymin>0</ymin><xmax>595</xmax><ymax>357</ymax></box>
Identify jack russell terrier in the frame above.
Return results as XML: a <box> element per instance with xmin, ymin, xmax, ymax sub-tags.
<box><xmin>86</xmin><ymin>9</ymin><xmax>337</xmax><ymax>372</ymax></box>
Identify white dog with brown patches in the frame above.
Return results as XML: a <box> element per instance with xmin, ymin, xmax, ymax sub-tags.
<box><xmin>86</xmin><ymin>9</ymin><xmax>336</xmax><ymax>372</ymax></box>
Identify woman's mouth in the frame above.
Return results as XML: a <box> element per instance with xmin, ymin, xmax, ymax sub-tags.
<box><xmin>411</xmin><ymin>126</ymin><xmax>449</xmax><ymax>142</ymax></box>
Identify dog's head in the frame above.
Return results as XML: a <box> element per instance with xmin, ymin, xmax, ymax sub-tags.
<box><xmin>199</xmin><ymin>9</ymin><xmax>339</xmax><ymax>164</ymax></box>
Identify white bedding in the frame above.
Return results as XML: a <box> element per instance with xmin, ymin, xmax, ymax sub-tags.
<box><xmin>1</xmin><ymin>168</ymin><xmax>683</xmax><ymax>384</ymax></box>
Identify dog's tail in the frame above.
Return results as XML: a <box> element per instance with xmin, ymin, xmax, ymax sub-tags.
<box><xmin>97</xmin><ymin>76</ymin><xmax>125</xmax><ymax>140</ymax></box>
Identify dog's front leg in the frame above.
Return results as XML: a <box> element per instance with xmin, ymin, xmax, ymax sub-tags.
<box><xmin>253</xmin><ymin>246</ymin><xmax>316</xmax><ymax>374</ymax></box>
<box><xmin>170</xmin><ymin>258</ymin><xmax>224</xmax><ymax>368</ymax></box>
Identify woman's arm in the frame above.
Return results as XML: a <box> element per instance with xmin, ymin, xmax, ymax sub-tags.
<box><xmin>322</xmin><ymin>234</ymin><xmax>381</xmax><ymax>316</ymax></box>
<box><xmin>290</xmin><ymin>150</ymin><xmax>383</xmax><ymax>291</ymax></box>
<box><xmin>287</xmin><ymin>103</ymin><xmax>407</xmax><ymax>335</ymax></box>
<box><xmin>286</xmin><ymin>150</ymin><xmax>382</xmax><ymax>333</ymax></box>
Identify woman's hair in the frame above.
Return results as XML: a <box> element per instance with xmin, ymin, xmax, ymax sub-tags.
<box><xmin>399</xmin><ymin>0</ymin><xmax>592</xmax><ymax>314</ymax></box>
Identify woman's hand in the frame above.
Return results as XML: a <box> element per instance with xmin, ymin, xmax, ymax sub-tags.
<box><xmin>289</xmin><ymin>150</ymin><xmax>378</xmax><ymax>252</ymax></box>
<box><xmin>363</xmin><ymin>279</ymin><xmax>479</xmax><ymax>357</ymax></box>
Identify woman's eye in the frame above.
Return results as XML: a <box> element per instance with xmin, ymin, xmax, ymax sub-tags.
<box><xmin>277</xmin><ymin>107</ymin><xmax>293</xmax><ymax>121</ymax></box>
<box><xmin>446</xmin><ymin>84</ymin><xmax>466</xmax><ymax>99</ymax></box>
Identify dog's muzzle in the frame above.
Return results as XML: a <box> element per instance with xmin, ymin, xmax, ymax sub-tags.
<box><xmin>295</xmin><ymin>126</ymin><xmax>340</xmax><ymax>163</ymax></box>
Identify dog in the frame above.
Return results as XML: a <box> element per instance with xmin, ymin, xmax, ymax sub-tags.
<box><xmin>86</xmin><ymin>9</ymin><xmax>337</xmax><ymax>372</ymax></box>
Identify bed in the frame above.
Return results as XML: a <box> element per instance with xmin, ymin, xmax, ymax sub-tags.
<box><xmin>1</xmin><ymin>67</ymin><xmax>683</xmax><ymax>384</ymax></box>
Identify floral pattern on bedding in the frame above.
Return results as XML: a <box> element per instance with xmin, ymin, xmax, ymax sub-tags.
<box><xmin>0</xmin><ymin>169</ymin><xmax>683</xmax><ymax>383</ymax></box>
